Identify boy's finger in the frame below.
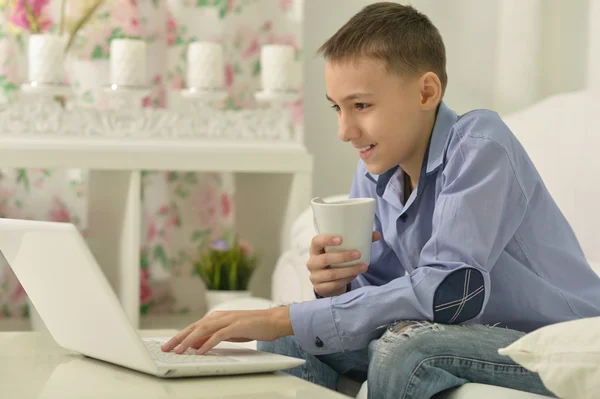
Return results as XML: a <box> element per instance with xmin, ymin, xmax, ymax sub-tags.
<box><xmin>311</xmin><ymin>263</ymin><xmax>366</xmax><ymax>284</ymax></box>
<box><xmin>310</xmin><ymin>235</ymin><xmax>342</xmax><ymax>255</ymax></box>
<box><xmin>307</xmin><ymin>250</ymin><xmax>360</xmax><ymax>270</ymax></box>
<box><xmin>372</xmin><ymin>231</ymin><xmax>382</xmax><ymax>241</ymax></box>
<box><xmin>321</xmin><ymin>250</ymin><xmax>361</xmax><ymax>268</ymax></box>
<box><xmin>161</xmin><ymin>322</ymin><xmax>196</xmax><ymax>352</ymax></box>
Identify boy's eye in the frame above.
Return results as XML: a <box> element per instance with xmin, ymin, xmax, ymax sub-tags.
<box><xmin>330</xmin><ymin>103</ymin><xmax>370</xmax><ymax>112</ymax></box>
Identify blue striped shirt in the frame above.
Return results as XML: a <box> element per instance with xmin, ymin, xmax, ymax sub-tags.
<box><xmin>289</xmin><ymin>101</ymin><xmax>600</xmax><ymax>355</ymax></box>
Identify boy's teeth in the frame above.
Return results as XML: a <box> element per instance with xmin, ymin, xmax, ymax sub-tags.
<box><xmin>360</xmin><ymin>144</ymin><xmax>374</xmax><ymax>151</ymax></box>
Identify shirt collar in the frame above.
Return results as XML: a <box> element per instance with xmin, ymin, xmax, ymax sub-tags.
<box><xmin>366</xmin><ymin>101</ymin><xmax>458</xmax><ymax>196</ymax></box>
<box><xmin>426</xmin><ymin>101</ymin><xmax>458</xmax><ymax>174</ymax></box>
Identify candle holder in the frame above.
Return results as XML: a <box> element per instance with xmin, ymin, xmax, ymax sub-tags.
<box><xmin>4</xmin><ymin>81</ymin><xmax>301</xmax><ymax>142</ymax></box>
<box><xmin>180</xmin><ymin>87</ymin><xmax>229</xmax><ymax>106</ymax></box>
<box><xmin>102</xmin><ymin>83</ymin><xmax>152</xmax><ymax>110</ymax></box>
<box><xmin>20</xmin><ymin>81</ymin><xmax>73</xmax><ymax>97</ymax></box>
<box><xmin>254</xmin><ymin>89</ymin><xmax>301</xmax><ymax>143</ymax></box>
<box><xmin>18</xmin><ymin>81</ymin><xmax>73</xmax><ymax>111</ymax></box>
<box><xmin>254</xmin><ymin>89</ymin><xmax>300</xmax><ymax>108</ymax></box>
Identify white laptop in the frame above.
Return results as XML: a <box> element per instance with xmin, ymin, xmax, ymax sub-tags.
<box><xmin>0</xmin><ymin>218</ymin><xmax>305</xmax><ymax>378</ymax></box>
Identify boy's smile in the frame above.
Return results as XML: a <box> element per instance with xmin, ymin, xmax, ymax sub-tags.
<box><xmin>357</xmin><ymin>143</ymin><xmax>377</xmax><ymax>160</ymax></box>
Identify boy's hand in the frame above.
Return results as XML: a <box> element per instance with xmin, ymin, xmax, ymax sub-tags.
<box><xmin>307</xmin><ymin>231</ymin><xmax>382</xmax><ymax>298</ymax></box>
<box><xmin>160</xmin><ymin>307</ymin><xmax>294</xmax><ymax>355</ymax></box>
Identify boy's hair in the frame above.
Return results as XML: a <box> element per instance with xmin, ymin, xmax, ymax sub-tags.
<box><xmin>317</xmin><ymin>2</ymin><xmax>448</xmax><ymax>94</ymax></box>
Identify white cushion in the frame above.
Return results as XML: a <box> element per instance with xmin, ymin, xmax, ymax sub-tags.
<box><xmin>354</xmin><ymin>382</ymin><xmax>551</xmax><ymax>399</ymax></box>
<box><xmin>437</xmin><ymin>383</ymin><xmax>553</xmax><ymax>399</ymax></box>
<box><xmin>499</xmin><ymin>316</ymin><xmax>600</xmax><ymax>399</ymax></box>
<box><xmin>271</xmin><ymin>250</ymin><xmax>315</xmax><ymax>305</ymax></box>
<box><xmin>504</xmin><ymin>90</ymin><xmax>600</xmax><ymax>264</ymax></box>
<box><xmin>206</xmin><ymin>297</ymin><xmax>276</xmax><ymax>314</ymax></box>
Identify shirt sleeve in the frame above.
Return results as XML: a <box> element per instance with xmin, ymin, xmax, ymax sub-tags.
<box><xmin>289</xmin><ymin>135</ymin><xmax>528</xmax><ymax>355</ymax></box>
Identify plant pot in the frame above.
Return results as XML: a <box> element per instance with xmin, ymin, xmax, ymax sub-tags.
<box><xmin>204</xmin><ymin>290</ymin><xmax>252</xmax><ymax>313</ymax></box>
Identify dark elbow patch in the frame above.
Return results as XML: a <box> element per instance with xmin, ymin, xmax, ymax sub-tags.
<box><xmin>433</xmin><ymin>268</ymin><xmax>485</xmax><ymax>324</ymax></box>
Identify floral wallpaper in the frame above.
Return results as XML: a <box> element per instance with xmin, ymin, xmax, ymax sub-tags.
<box><xmin>0</xmin><ymin>0</ymin><xmax>303</xmax><ymax>319</ymax></box>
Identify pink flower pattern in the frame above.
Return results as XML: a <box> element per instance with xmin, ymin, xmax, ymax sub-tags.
<box><xmin>221</xmin><ymin>193</ymin><xmax>232</xmax><ymax>218</ymax></box>
<box><xmin>140</xmin><ymin>269</ymin><xmax>152</xmax><ymax>305</ymax></box>
<box><xmin>0</xmin><ymin>187</ymin><xmax>19</xmax><ymax>218</ymax></box>
<box><xmin>224</xmin><ymin>63</ymin><xmax>234</xmax><ymax>88</ymax></box>
<box><xmin>267</xmin><ymin>34</ymin><xmax>299</xmax><ymax>52</ymax></box>
<box><xmin>167</xmin><ymin>15</ymin><xmax>178</xmax><ymax>46</ymax></box>
<box><xmin>280</xmin><ymin>0</ymin><xmax>293</xmax><ymax>11</ymax></box>
<box><xmin>170</xmin><ymin>73</ymin><xmax>184</xmax><ymax>89</ymax></box>
<box><xmin>191</xmin><ymin>183</ymin><xmax>220</xmax><ymax>227</ymax></box>
<box><xmin>48</xmin><ymin>197</ymin><xmax>72</xmax><ymax>223</ymax></box>
<box><xmin>10</xmin><ymin>283</ymin><xmax>25</xmax><ymax>303</ymax></box>
<box><xmin>242</xmin><ymin>37</ymin><xmax>260</xmax><ymax>60</ymax></box>
<box><xmin>227</xmin><ymin>0</ymin><xmax>236</xmax><ymax>13</ymax></box>
<box><xmin>8</xmin><ymin>0</ymin><xmax>52</xmax><ymax>33</ymax></box>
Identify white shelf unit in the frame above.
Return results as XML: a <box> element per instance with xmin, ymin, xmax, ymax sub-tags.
<box><xmin>0</xmin><ymin>101</ymin><xmax>313</xmax><ymax>330</ymax></box>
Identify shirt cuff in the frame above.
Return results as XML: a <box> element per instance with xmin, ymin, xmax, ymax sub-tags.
<box><xmin>289</xmin><ymin>298</ymin><xmax>344</xmax><ymax>355</ymax></box>
<box><xmin>314</xmin><ymin>282</ymin><xmax>351</xmax><ymax>299</ymax></box>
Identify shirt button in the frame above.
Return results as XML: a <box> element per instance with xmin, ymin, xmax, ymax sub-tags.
<box><xmin>315</xmin><ymin>337</ymin><xmax>324</xmax><ymax>348</ymax></box>
<box><xmin>399</xmin><ymin>214</ymin><xmax>408</xmax><ymax>223</ymax></box>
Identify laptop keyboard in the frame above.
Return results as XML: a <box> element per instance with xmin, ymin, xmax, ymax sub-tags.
<box><xmin>144</xmin><ymin>340</ymin><xmax>238</xmax><ymax>364</ymax></box>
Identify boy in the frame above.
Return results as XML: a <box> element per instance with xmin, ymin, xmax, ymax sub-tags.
<box><xmin>161</xmin><ymin>3</ymin><xmax>600</xmax><ymax>398</ymax></box>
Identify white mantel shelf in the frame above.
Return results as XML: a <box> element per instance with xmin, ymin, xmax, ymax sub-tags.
<box><xmin>0</xmin><ymin>136</ymin><xmax>312</xmax><ymax>172</ymax></box>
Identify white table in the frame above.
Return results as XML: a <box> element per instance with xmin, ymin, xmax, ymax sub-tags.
<box><xmin>0</xmin><ymin>136</ymin><xmax>313</xmax><ymax>328</ymax></box>
<box><xmin>0</xmin><ymin>330</ymin><xmax>350</xmax><ymax>399</ymax></box>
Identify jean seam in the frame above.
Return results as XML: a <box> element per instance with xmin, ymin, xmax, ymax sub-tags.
<box><xmin>401</xmin><ymin>355</ymin><xmax>531</xmax><ymax>399</ymax></box>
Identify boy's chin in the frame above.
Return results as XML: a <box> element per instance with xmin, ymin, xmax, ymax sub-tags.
<box><xmin>363</xmin><ymin>161</ymin><xmax>396</xmax><ymax>175</ymax></box>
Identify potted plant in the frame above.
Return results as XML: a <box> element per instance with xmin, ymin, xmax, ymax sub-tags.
<box><xmin>193</xmin><ymin>237</ymin><xmax>258</xmax><ymax>311</ymax></box>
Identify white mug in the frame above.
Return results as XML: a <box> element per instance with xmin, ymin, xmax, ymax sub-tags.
<box><xmin>311</xmin><ymin>197</ymin><xmax>376</xmax><ymax>268</ymax></box>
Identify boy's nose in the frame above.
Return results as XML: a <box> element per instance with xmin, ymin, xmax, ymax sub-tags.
<box><xmin>338</xmin><ymin>118</ymin><xmax>361</xmax><ymax>142</ymax></box>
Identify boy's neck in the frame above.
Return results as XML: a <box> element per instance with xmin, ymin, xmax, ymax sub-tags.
<box><xmin>400</xmin><ymin>109</ymin><xmax>437</xmax><ymax>188</ymax></box>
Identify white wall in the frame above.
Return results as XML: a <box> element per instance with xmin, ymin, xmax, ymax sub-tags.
<box><xmin>303</xmin><ymin>0</ymin><xmax>591</xmax><ymax>198</ymax></box>
<box><xmin>303</xmin><ymin>0</ymin><xmax>375</xmax><ymax>198</ymax></box>
<box><xmin>410</xmin><ymin>0</ymin><xmax>589</xmax><ymax>112</ymax></box>
<box><xmin>540</xmin><ymin>0</ymin><xmax>590</xmax><ymax>97</ymax></box>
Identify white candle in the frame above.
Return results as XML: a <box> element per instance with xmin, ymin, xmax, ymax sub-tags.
<box><xmin>260</xmin><ymin>44</ymin><xmax>297</xmax><ymax>92</ymax></box>
<box><xmin>110</xmin><ymin>39</ymin><xmax>147</xmax><ymax>87</ymax></box>
<box><xmin>28</xmin><ymin>34</ymin><xmax>66</xmax><ymax>84</ymax></box>
<box><xmin>187</xmin><ymin>41</ymin><xmax>224</xmax><ymax>89</ymax></box>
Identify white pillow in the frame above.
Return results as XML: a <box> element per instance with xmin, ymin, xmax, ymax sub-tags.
<box><xmin>271</xmin><ymin>249</ymin><xmax>314</xmax><ymax>304</ymax></box>
<box><xmin>498</xmin><ymin>316</ymin><xmax>600</xmax><ymax>399</ymax></box>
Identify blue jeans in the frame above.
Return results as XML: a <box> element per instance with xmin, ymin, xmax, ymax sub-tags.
<box><xmin>257</xmin><ymin>320</ymin><xmax>555</xmax><ymax>399</ymax></box>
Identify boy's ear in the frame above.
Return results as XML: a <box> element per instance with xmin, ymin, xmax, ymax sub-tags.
<box><xmin>418</xmin><ymin>72</ymin><xmax>442</xmax><ymax>111</ymax></box>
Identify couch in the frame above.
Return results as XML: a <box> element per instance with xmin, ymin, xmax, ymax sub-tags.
<box><xmin>211</xmin><ymin>90</ymin><xmax>600</xmax><ymax>399</ymax></box>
